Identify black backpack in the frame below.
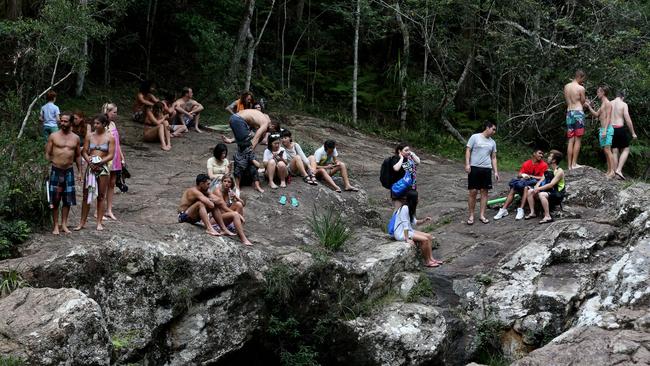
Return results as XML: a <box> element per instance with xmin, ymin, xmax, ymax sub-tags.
<box><xmin>380</xmin><ymin>156</ymin><xmax>402</xmax><ymax>189</ymax></box>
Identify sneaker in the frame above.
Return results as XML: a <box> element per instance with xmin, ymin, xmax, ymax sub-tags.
<box><xmin>494</xmin><ymin>208</ymin><xmax>508</xmax><ymax>220</ymax></box>
<box><xmin>515</xmin><ymin>208</ymin><xmax>525</xmax><ymax>220</ymax></box>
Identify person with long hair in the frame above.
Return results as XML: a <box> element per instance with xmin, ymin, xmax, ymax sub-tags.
<box><xmin>390</xmin><ymin>190</ymin><xmax>442</xmax><ymax>267</ymax></box>
<box><xmin>71</xmin><ymin>111</ymin><xmax>90</xmax><ymax>179</ymax></box>
<box><xmin>207</xmin><ymin>143</ymin><xmax>230</xmax><ymax>192</ymax></box>
<box><xmin>143</xmin><ymin>101</ymin><xmax>172</xmax><ymax>151</ymax></box>
<box><xmin>102</xmin><ymin>103</ymin><xmax>125</xmax><ymax>221</ymax></box>
<box><xmin>132</xmin><ymin>80</ymin><xmax>158</xmax><ymax>123</ymax></box>
<box><xmin>226</xmin><ymin>91</ymin><xmax>254</xmax><ymax>114</ymax></box>
<box><xmin>74</xmin><ymin>114</ymin><xmax>115</xmax><ymax>231</ymax></box>
<box><xmin>262</xmin><ymin>133</ymin><xmax>288</xmax><ymax>189</ymax></box>
<box><xmin>214</xmin><ymin>175</ymin><xmax>245</xmax><ymax>218</ymax></box>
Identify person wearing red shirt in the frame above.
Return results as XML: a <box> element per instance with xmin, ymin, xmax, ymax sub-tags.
<box><xmin>494</xmin><ymin>149</ymin><xmax>548</xmax><ymax>220</ymax></box>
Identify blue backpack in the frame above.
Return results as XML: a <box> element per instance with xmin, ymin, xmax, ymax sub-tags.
<box><xmin>387</xmin><ymin>206</ymin><xmax>406</xmax><ymax>237</ymax></box>
<box><xmin>391</xmin><ymin>171</ymin><xmax>413</xmax><ymax>197</ymax></box>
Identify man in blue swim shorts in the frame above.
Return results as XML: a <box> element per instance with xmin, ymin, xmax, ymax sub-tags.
<box><xmin>586</xmin><ymin>85</ymin><xmax>616</xmax><ymax>178</ymax></box>
<box><xmin>563</xmin><ymin>70</ymin><xmax>587</xmax><ymax>170</ymax></box>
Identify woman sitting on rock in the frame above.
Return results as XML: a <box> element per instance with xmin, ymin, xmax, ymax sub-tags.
<box><xmin>262</xmin><ymin>133</ymin><xmax>288</xmax><ymax>189</ymax></box>
<box><xmin>280</xmin><ymin>129</ymin><xmax>317</xmax><ymax>185</ymax></box>
<box><xmin>214</xmin><ymin>175</ymin><xmax>245</xmax><ymax>219</ymax></box>
<box><xmin>390</xmin><ymin>190</ymin><xmax>442</xmax><ymax>268</ymax></box>
<box><xmin>207</xmin><ymin>143</ymin><xmax>230</xmax><ymax>193</ymax></box>
<box><xmin>143</xmin><ymin>102</ymin><xmax>172</xmax><ymax>151</ymax></box>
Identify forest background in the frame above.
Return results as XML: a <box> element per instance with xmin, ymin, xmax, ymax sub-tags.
<box><xmin>0</xmin><ymin>0</ymin><xmax>649</xmax><ymax>240</ymax></box>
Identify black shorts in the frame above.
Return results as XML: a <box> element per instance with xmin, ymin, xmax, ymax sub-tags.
<box><xmin>611</xmin><ymin>127</ymin><xmax>630</xmax><ymax>149</ymax></box>
<box><xmin>547</xmin><ymin>190</ymin><xmax>564</xmax><ymax>205</ymax></box>
<box><xmin>468</xmin><ymin>166</ymin><xmax>492</xmax><ymax>190</ymax></box>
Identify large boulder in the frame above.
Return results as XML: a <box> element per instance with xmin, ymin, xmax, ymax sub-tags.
<box><xmin>0</xmin><ymin>287</ymin><xmax>110</xmax><ymax>365</ymax></box>
<box><xmin>346</xmin><ymin>302</ymin><xmax>447</xmax><ymax>366</ymax></box>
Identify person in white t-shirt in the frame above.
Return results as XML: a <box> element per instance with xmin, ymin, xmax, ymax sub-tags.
<box><xmin>308</xmin><ymin>139</ymin><xmax>358</xmax><ymax>193</ymax></box>
<box><xmin>262</xmin><ymin>133</ymin><xmax>288</xmax><ymax>189</ymax></box>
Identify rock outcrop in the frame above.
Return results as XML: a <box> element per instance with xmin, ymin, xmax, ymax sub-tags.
<box><xmin>0</xmin><ymin>287</ymin><xmax>111</xmax><ymax>365</ymax></box>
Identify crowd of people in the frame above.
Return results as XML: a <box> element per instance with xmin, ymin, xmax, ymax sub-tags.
<box><xmin>41</xmin><ymin>70</ymin><xmax>638</xmax><ymax>265</ymax></box>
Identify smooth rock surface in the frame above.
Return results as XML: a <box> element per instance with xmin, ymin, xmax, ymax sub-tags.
<box><xmin>0</xmin><ymin>287</ymin><xmax>110</xmax><ymax>365</ymax></box>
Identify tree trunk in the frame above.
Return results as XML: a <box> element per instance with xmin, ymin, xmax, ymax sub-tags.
<box><xmin>244</xmin><ymin>0</ymin><xmax>276</xmax><ymax>91</ymax></box>
<box><xmin>7</xmin><ymin>0</ymin><xmax>21</xmax><ymax>20</ymax></box>
<box><xmin>394</xmin><ymin>2</ymin><xmax>409</xmax><ymax>131</ymax></box>
<box><xmin>352</xmin><ymin>0</ymin><xmax>360</xmax><ymax>126</ymax></box>
<box><xmin>244</xmin><ymin>29</ymin><xmax>255</xmax><ymax>91</ymax></box>
<box><xmin>104</xmin><ymin>39</ymin><xmax>110</xmax><ymax>86</ymax></box>
<box><xmin>144</xmin><ymin>0</ymin><xmax>158</xmax><ymax>78</ymax></box>
<box><xmin>228</xmin><ymin>0</ymin><xmax>256</xmax><ymax>86</ymax></box>
<box><xmin>74</xmin><ymin>0</ymin><xmax>88</xmax><ymax>96</ymax></box>
<box><xmin>281</xmin><ymin>0</ymin><xmax>287</xmax><ymax>90</ymax></box>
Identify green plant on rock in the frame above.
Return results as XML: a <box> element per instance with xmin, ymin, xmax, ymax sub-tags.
<box><xmin>406</xmin><ymin>275</ymin><xmax>434</xmax><ymax>302</ymax></box>
<box><xmin>111</xmin><ymin>329</ymin><xmax>141</xmax><ymax>351</ymax></box>
<box><xmin>308</xmin><ymin>206</ymin><xmax>353</xmax><ymax>252</ymax></box>
<box><xmin>265</xmin><ymin>263</ymin><xmax>297</xmax><ymax>306</ymax></box>
<box><xmin>0</xmin><ymin>356</ymin><xmax>26</xmax><ymax>366</ymax></box>
<box><xmin>0</xmin><ymin>220</ymin><xmax>30</xmax><ymax>260</ymax></box>
<box><xmin>0</xmin><ymin>268</ymin><xmax>29</xmax><ymax>298</ymax></box>
<box><xmin>280</xmin><ymin>345</ymin><xmax>319</xmax><ymax>366</ymax></box>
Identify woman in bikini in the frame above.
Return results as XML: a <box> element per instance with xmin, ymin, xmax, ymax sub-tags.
<box><xmin>74</xmin><ymin>114</ymin><xmax>115</xmax><ymax>231</ymax></box>
<box><xmin>143</xmin><ymin>102</ymin><xmax>172</xmax><ymax>151</ymax></box>
<box><xmin>214</xmin><ymin>175</ymin><xmax>245</xmax><ymax>218</ymax></box>
<box><xmin>102</xmin><ymin>103</ymin><xmax>126</xmax><ymax>221</ymax></box>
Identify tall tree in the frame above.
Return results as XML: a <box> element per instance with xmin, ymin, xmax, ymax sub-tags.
<box><xmin>228</xmin><ymin>0</ymin><xmax>256</xmax><ymax>88</ymax></box>
<box><xmin>352</xmin><ymin>0</ymin><xmax>360</xmax><ymax>125</ymax></box>
<box><xmin>244</xmin><ymin>0</ymin><xmax>276</xmax><ymax>91</ymax></box>
<box><xmin>394</xmin><ymin>1</ymin><xmax>409</xmax><ymax>131</ymax></box>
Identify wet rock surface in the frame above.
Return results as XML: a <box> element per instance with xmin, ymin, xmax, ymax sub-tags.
<box><xmin>1</xmin><ymin>114</ymin><xmax>648</xmax><ymax>365</ymax></box>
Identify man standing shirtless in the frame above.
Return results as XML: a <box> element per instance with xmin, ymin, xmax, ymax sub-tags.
<box><xmin>45</xmin><ymin>112</ymin><xmax>81</xmax><ymax>234</ymax></box>
<box><xmin>609</xmin><ymin>91</ymin><xmax>638</xmax><ymax>180</ymax></box>
<box><xmin>564</xmin><ymin>70</ymin><xmax>587</xmax><ymax>170</ymax></box>
<box><xmin>173</xmin><ymin>87</ymin><xmax>204</xmax><ymax>133</ymax></box>
<box><xmin>585</xmin><ymin>85</ymin><xmax>616</xmax><ymax>178</ymax></box>
<box><xmin>228</xmin><ymin>108</ymin><xmax>270</xmax><ymax>150</ymax></box>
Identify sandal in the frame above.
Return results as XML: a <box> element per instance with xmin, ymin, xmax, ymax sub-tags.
<box><xmin>302</xmin><ymin>176</ymin><xmax>311</xmax><ymax>184</ymax></box>
<box><xmin>539</xmin><ymin>217</ymin><xmax>554</xmax><ymax>224</ymax></box>
<box><xmin>466</xmin><ymin>218</ymin><xmax>474</xmax><ymax>225</ymax></box>
<box><xmin>479</xmin><ymin>217</ymin><xmax>489</xmax><ymax>224</ymax></box>
<box><xmin>524</xmin><ymin>214</ymin><xmax>537</xmax><ymax>220</ymax></box>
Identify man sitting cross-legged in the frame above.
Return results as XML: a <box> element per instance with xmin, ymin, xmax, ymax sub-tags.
<box><xmin>523</xmin><ymin>150</ymin><xmax>566</xmax><ymax>224</ymax></box>
<box><xmin>173</xmin><ymin>87</ymin><xmax>204</xmax><ymax>133</ymax></box>
<box><xmin>178</xmin><ymin>174</ymin><xmax>238</xmax><ymax>238</ymax></box>
<box><xmin>308</xmin><ymin>139</ymin><xmax>358</xmax><ymax>193</ymax></box>
<box><xmin>494</xmin><ymin>148</ymin><xmax>548</xmax><ymax>220</ymax></box>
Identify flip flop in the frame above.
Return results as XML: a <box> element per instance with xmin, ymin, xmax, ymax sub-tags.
<box><xmin>466</xmin><ymin>218</ymin><xmax>474</xmax><ymax>225</ymax></box>
<box><xmin>615</xmin><ymin>172</ymin><xmax>626</xmax><ymax>180</ymax></box>
<box><xmin>479</xmin><ymin>217</ymin><xmax>489</xmax><ymax>224</ymax></box>
<box><xmin>279</xmin><ymin>195</ymin><xmax>287</xmax><ymax>205</ymax></box>
<box><xmin>424</xmin><ymin>262</ymin><xmax>441</xmax><ymax>268</ymax></box>
<box><xmin>290</xmin><ymin>197</ymin><xmax>299</xmax><ymax>207</ymax></box>
<box><xmin>524</xmin><ymin>214</ymin><xmax>537</xmax><ymax>220</ymax></box>
<box><xmin>539</xmin><ymin>217</ymin><xmax>554</xmax><ymax>224</ymax></box>
<box><xmin>344</xmin><ymin>187</ymin><xmax>359</xmax><ymax>192</ymax></box>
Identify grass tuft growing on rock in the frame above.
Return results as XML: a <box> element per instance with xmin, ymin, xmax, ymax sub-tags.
<box><xmin>265</xmin><ymin>264</ymin><xmax>297</xmax><ymax>305</ymax></box>
<box><xmin>0</xmin><ymin>356</ymin><xmax>25</xmax><ymax>366</ymax></box>
<box><xmin>406</xmin><ymin>275</ymin><xmax>434</xmax><ymax>302</ymax></box>
<box><xmin>308</xmin><ymin>206</ymin><xmax>353</xmax><ymax>252</ymax></box>
<box><xmin>0</xmin><ymin>268</ymin><xmax>28</xmax><ymax>298</ymax></box>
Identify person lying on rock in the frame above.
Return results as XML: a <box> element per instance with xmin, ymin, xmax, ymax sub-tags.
<box><xmin>308</xmin><ymin>139</ymin><xmax>358</xmax><ymax>193</ymax></box>
<box><xmin>178</xmin><ymin>174</ymin><xmax>237</xmax><ymax>238</ymax></box>
<box><xmin>523</xmin><ymin>150</ymin><xmax>566</xmax><ymax>224</ymax></box>
<box><xmin>494</xmin><ymin>148</ymin><xmax>548</xmax><ymax>221</ymax></box>
<box><xmin>389</xmin><ymin>190</ymin><xmax>442</xmax><ymax>267</ymax></box>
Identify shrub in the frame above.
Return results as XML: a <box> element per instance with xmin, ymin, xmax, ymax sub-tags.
<box><xmin>265</xmin><ymin>264</ymin><xmax>296</xmax><ymax>305</ymax></box>
<box><xmin>406</xmin><ymin>275</ymin><xmax>434</xmax><ymax>302</ymax></box>
<box><xmin>0</xmin><ymin>220</ymin><xmax>30</xmax><ymax>260</ymax></box>
<box><xmin>0</xmin><ymin>356</ymin><xmax>26</xmax><ymax>366</ymax></box>
<box><xmin>308</xmin><ymin>207</ymin><xmax>353</xmax><ymax>252</ymax></box>
<box><xmin>0</xmin><ymin>268</ymin><xmax>29</xmax><ymax>298</ymax></box>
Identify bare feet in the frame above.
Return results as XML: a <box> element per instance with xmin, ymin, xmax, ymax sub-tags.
<box><xmin>195</xmin><ymin>127</ymin><xmax>202</xmax><ymax>133</ymax></box>
<box><xmin>105</xmin><ymin>212</ymin><xmax>117</xmax><ymax>220</ymax></box>
<box><xmin>221</xmin><ymin>134</ymin><xmax>234</xmax><ymax>144</ymax></box>
<box><xmin>280</xmin><ymin>181</ymin><xmax>287</xmax><ymax>188</ymax></box>
<box><xmin>73</xmin><ymin>224</ymin><xmax>85</xmax><ymax>231</ymax></box>
<box><xmin>344</xmin><ymin>186</ymin><xmax>359</xmax><ymax>192</ymax></box>
<box><xmin>52</xmin><ymin>227</ymin><xmax>60</xmax><ymax>235</ymax></box>
<box><xmin>573</xmin><ymin>164</ymin><xmax>583</xmax><ymax>169</ymax></box>
<box><xmin>255</xmin><ymin>186</ymin><xmax>265</xmax><ymax>193</ymax></box>
<box><xmin>242</xmin><ymin>240</ymin><xmax>253</xmax><ymax>246</ymax></box>
<box><xmin>224</xmin><ymin>230</ymin><xmax>237</xmax><ymax>236</ymax></box>
<box><xmin>61</xmin><ymin>225</ymin><xmax>71</xmax><ymax>234</ymax></box>
<box><xmin>206</xmin><ymin>230</ymin><xmax>221</xmax><ymax>237</ymax></box>
<box><xmin>162</xmin><ymin>145</ymin><xmax>171</xmax><ymax>151</ymax></box>
<box><xmin>96</xmin><ymin>224</ymin><xmax>104</xmax><ymax>231</ymax></box>
<box><xmin>269</xmin><ymin>183</ymin><xmax>279</xmax><ymax>189</ymax></box>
